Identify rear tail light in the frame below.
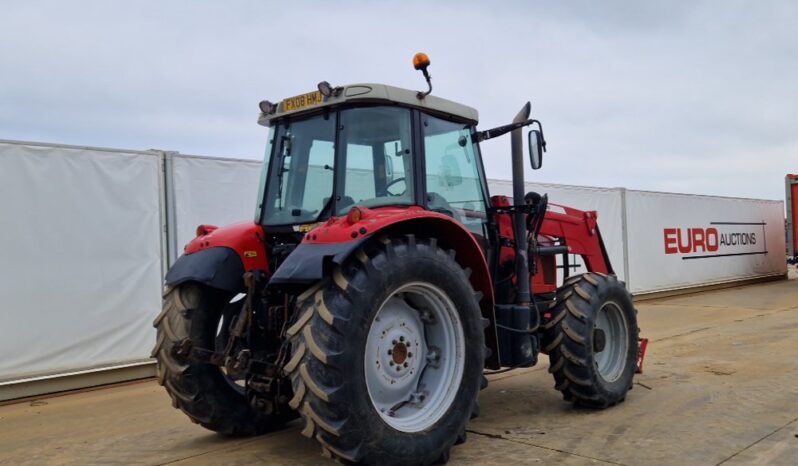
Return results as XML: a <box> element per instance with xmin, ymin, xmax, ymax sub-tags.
<box><xmin>346</xmin><ymin>207</ymin><xmax>364</xmax><ymax>225</ymax></box>
<box><xmin>195</xmin><ymin>224</ymin><xmax>218</xmax><ymax>237</ymax></box>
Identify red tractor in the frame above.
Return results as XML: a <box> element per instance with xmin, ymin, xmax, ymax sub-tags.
<box><xmin>152</xmin><ymin>53</ymin><xmax>641</xmax><ymax>465</ymax></box>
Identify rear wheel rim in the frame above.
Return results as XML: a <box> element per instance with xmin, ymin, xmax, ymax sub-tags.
<box><xmin>364</xmin><ymin>282</ymin><xmax>465</xmax><ymax>433</ymax></box>
<box><xmin>594</xmin><ymin>301</ymin><xmax>629</xmax><ymax>383</ymax></box>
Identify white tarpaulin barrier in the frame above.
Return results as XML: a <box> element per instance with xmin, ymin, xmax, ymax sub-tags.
<box><xmin>624</xmin><ymin>190</ymin><xmax>786</xmax><ymax>294</ymax></box>
<box><xmin>0</xmin><ymin>141</ymin><xmax>164</xmax><ymax>382</ymax></box>
<box><xmin>168</xmin><ymin>155</ymin><xmax>262</xmax><ymax>264</ymax></box>
<box><xmin>0</xmin><ymin>141</ymin><xmax>788</xmax><ymax>392</ymax></box>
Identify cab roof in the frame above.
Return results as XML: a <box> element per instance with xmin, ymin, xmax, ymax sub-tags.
<box><xmin>257</xmin><ymin>83</ymin><xmax>479</xmax><ymax>127</ymax></box>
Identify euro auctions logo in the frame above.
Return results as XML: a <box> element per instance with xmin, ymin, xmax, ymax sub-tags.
<box><xmin>663</xmin><ymin>222</ymin><xmax>767</xmax><ymax>260</ymax></box>
<box><xmin>663</xmin><ymin>228</ymin><xmax>756</xmax><ymax>253</ymax></box>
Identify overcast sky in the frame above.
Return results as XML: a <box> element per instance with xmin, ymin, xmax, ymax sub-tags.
<box><xmin>2</xmin><ymin>1</ymin><xmax>796</xmax><ymax>201</ymax></box>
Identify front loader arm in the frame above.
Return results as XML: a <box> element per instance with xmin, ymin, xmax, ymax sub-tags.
<box><xmin>539</xmin><ymin>204</ymin><xmax>613</xmax><ymax>275</ymax></box>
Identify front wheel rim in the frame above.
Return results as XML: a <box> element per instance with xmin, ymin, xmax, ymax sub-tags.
<box><xmin>594</xmin><ymin>301</ymin><xmax>629</xmax><ymax>383</ymax></box>
<box><xmin>364</xmin><ymin>282</ymin><xmax>465</xmax><ymax>433</ymax></box>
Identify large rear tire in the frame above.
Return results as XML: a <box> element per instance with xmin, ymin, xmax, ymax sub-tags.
<box><xmin>542</xmin><ymin>273</ymin><xmax>639</xmax><ymax>408</ymax></box>
<box><xmin>151</xmin><ymin>283</ymin><xmax>293</xmax><ymax>435</ymax></box>
<box><xmin>286</xmin><ymin>235</ymin><xmax>485</xmax><ymax>465</ymax></box>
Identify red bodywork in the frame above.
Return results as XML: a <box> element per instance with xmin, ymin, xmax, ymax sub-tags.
<box><xmin>636</xmin><ymin>338</ymin><xmax>649</xmax><ymax>373</ymax></box>
<box><xmin>304</xmin><ymin>206</ymin><xmax>495</xmax><ymax>307</ymax></box>
<box><xmin>181</xmin><ymin>202</ymin><xmax>612</xmax><ymax>371</ymax></box>
<box><xmin>540</xmin><ymin>205</ymin><xmax>610</xmax><ymax>274</ymax></box>
<box><xmin>183</xmin><ymin>207</ymin><xmax>498</xmax><ymax>365</ymax></box>
<box><xmin>304</xmin><ymin>205</ymin><xmax>501</xmax><ymax>368</ymax></box>
<box><xmin>182</xmin><ymin>208</ymin><xmax>494</xmax><ymax>308</ymax></box>
<box><xmin>788</xmin><ymin>174</ymin><xmax>798</xmax><ymax>257</ymax></box>
<box><xmin>491</xmin><ymin>195</ymin><xmax>610</xmax><ymax>295</ymax></box>
<box><xmin>185</xmin><ymin>221</ymin><xmax>269</xmax><ymax>273</ymax></box>
<box><xmin>185</xmin><ymin>199</ymin><xmax>610</xmax><ymax>301</ymax></box>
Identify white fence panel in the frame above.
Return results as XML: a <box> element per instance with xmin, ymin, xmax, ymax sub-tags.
<box><xmin>170</xmin><ymin>155</ymin><xmax>262</xmax><ymax>261</ymax></box>
<box><xmin>625</xmin><ymin>190</ymin><xmax>786</xmax><ymax>294</ymax></box>
<box><xmin>1</xmin><ymin>142</ymin><xmax>788</xmax><ymax>394</ymax></box>
<box><xmin>0</xmin><ymin>141</ymin><xmax>163</xmax><ymax>381</ymax></box>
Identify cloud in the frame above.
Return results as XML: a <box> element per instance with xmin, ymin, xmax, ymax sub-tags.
<box><xmin>1</xmin><ymin>0</ymin><xmax>796</xmax><ymax>200</ymax></box>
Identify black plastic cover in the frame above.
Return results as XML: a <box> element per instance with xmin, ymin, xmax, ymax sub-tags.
<box><xmin>269</xmin><ymin>240</ymin><xmax>364</xmax><ymax>285</ymax></box>
<box><xmin>496</xmin><ymin>304</ymin><xmax>539</xmax><ymax>368</ymax></box>
<box><xmin>165</xmin><ymin>247</ymin><xmax>245</xmax><ymax>291</ymax></box>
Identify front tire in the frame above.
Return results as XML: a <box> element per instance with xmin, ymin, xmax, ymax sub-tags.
<box><xmin>286</xmin><ymin>235</ymin><xmax>485</xmax><ymax>465</ymax></box>
<box><xmin>151</xmin><ymin>283</ymin><xmax>293</xmax><ymax>435</ymax></box>
<box><xmin>543</xmin><ymin>273</ymin><xmax>639</xmax><ymax>408</ymax></box>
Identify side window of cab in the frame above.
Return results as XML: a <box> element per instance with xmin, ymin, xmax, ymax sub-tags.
<box><xmin>422</xmin><ymin>115</ymin><xmax>488</xmax><ymax>234</ymax></box>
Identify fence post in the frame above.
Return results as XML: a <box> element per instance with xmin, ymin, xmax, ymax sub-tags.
<box><xmin>163</xmin><ymin>151</ymin><xmax>180</xmax><ymax>268</ymax></box>
<box><xmin>619</xmin><ymin>187</ymin><xmax>632</xmax><ymax>292</ymax></box>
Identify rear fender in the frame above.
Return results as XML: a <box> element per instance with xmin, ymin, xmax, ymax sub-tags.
<box><xmin>165</xmin><ymin>221</ymin><xmax>268</xmax><ymax>292</ymax></box>
<box><xmin>270</xmin><ymin>206</ymin><xmax>500</xmax><ymax>367</ymax></box>
<box><xmin>165</xmin><ymin>247</ymin><xmax>246</xmax><ymax>291</ymax></box>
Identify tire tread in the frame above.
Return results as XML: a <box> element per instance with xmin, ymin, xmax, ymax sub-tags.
<box><xmin>152</xmin><ymin>284</ymin><xmax>290</xmax><ymax>436</ymax></box>
<box><xmin>286</xmin><ymin>235</ymin><xmax>483</xmax><ymax>464</ymax></box>
<box><xmin>542</xmin><ymin>273</ymin><xmax>639</xmax><ymax>408</ymax></box>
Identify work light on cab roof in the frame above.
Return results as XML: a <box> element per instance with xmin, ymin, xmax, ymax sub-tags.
<box><xmin>413</xmin><ymin>52</ymin><xmax>433</xmax><ymax>99</ymax></box>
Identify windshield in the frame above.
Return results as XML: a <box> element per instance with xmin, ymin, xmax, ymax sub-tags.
<box><xmin>259</xmin><ymin>106</ymin><xmax>414</xmax><ymax>226</ymax></box>
<box><xmin>336</xmin><ymin>106</ymin><xmax>414</xmax><ymax>215</ymax></box>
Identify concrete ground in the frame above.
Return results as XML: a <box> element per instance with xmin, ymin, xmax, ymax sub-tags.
<box><xmin>2</xmin><ymin>277</ymin><xmax>797</xmax><ymax>465</ymax></box>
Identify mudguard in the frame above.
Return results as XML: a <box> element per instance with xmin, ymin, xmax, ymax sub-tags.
<box><xmin>271</xmin><ymin>206</ymin><xmax>493</xmax><ymax>304</ymax></box>
<box><xmin>269</xmin><ymin>241</ymin><xmax>364</xmax><ymax>284</ymax></box>
<box><xmin>165</xmin><ymin>247</ymin><xmax>245</xmax><ymax>291</ymax></box>
<box><xmin>165</xmin><ymin>221</ymin><xmax>269</xmax><ymax>292</ymax></box>
<box><xmin>271</xmin><ymin>205</ymin><xmax>500</xmax><ymax>368</ymax></box>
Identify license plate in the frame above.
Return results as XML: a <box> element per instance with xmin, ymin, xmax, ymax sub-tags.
<box><xmin>282</xmin><ymin>91</ymin><xmax>323</xmax><ymax>112</ymax></box>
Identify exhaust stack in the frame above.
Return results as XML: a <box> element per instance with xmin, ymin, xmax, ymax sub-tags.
<box><xmin>512</xmin><ymin>102</ymin><xmax>532</xmax><ymax>305</ymax></box>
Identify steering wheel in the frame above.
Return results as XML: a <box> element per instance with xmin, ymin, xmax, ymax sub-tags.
<box><xmin>384</xmin><ymin>177</ymin><xmax>407</xmax><ymax>196</ymax></box>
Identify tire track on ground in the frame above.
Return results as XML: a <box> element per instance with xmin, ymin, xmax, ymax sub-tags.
<box><xmin>715</xmin><ymin>416</ymin><xmax>798</xmax><ymax>465</ymax></box>
<box><xmin>466</xmin><ymin>429</ymin><xmax>627</xmax><ymax>466</ymax></box>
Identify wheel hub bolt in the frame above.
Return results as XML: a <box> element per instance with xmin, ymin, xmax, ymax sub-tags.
<box><xmin>409</xmin><ymin>391</ymin><xmax>427</xmax><ymax>404</ymax></box>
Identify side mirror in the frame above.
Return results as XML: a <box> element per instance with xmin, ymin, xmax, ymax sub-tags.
<box><xmin>528</xmin><ymin>129</ymin><xmax>544</xmax><ymax>170</ymax></box>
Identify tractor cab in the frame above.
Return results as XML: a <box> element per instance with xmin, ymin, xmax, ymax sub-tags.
<box><xmin>254</xmin><ymin>82</ymin><xmax>490</xmax><ymax>243</ymax></box>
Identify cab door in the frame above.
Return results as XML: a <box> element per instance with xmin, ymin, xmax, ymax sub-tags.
<box><xmin>420</xmin><ymin>114</ymin><xmax>490</xmax><ymax>244</ymax></box>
